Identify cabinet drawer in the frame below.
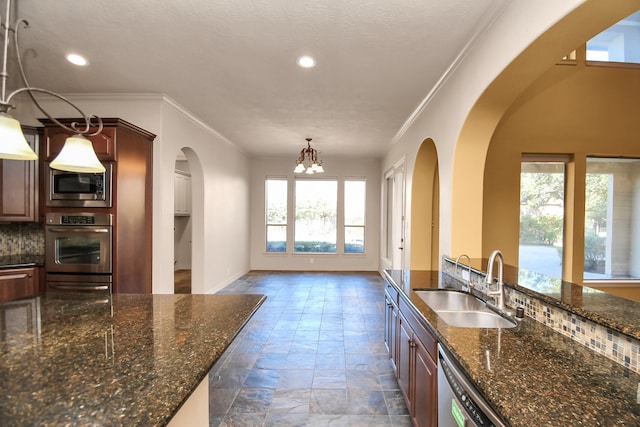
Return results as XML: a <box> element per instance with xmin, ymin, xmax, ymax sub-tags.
<box><xmin>385</xmin><ymin>281</ymin><xmax>399</xmax><ymax>305</ymax></box>
<box><xmin>44</xmin><ymin>127</ymin><xmax>116</xmax><ymax>161</ymax></box>
<box><xmin>399</xmin><ymin>297</ymin><xmax>437</xmax><ymax>360</ymax></box>
<box><xmin>0</xmin><ymin>267</ymin><xmax>38</xmax><ymax>303</ymax></box>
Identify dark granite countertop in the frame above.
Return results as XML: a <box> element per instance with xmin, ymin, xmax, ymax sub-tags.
<box><xmin>445</xmin><ymin>257</ymin><xmax>640</xmax><ymax>340</ymax></box>
<box><xmin>384</xmin><ymin>269</ymin><xmax>640</xmax><ymax>426</ymax></box>
<box><xmin>0</xmin><ymin>254</ymin><xmax>44</xmax><ymax>269</ymax></box>
<box><xmin>0</xmin><ymin>291</ymin><xmax>266</xmax><ymax>426</ymax></box>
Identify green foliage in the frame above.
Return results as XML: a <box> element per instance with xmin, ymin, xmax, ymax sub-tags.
<box><xmin>585</xmin><ymin>173</ymin><xmax>608</xmax><ymax>232</ymax></box>
<box><xmin>520</xmin><ymin>214</ymin><xmax>563</xmax><ymax>245</ymax></box>
<box><xmin>294</xmin><ymin>241</ymin><xmax>336</xmax><ymax>253</ymax></box>
<box><xmin>584</xmin><ymin>232</ymin><xmax>605</xmax><ymax>272</ymax></box>
<box><xmin>266</xmin><ymin>241</ymin><xmax>286</xmax><ymax>252</ymax></box>
<box><xmin>520</xmin><ymin>172</ymin><xmax>564</xmax><ymax>213</ymax></box>
<box><xmin>267</xmin><ymin>202</ymin><xmax>287</xmax><ymax>224</ymax></box>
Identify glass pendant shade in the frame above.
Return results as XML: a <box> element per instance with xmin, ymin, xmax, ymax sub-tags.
<box><xmin>50</xmin><ymin>134</ymin><xmax>106</xmax><ymax>173</ymax></box>
<box><xmin>294</xmin><ymin>163</ymin><xmax>305</xmax><ymax>173</ymax></box>
<box><xmin>0</xmin><ymin>113</ymin><xmax>37</xmax><ymax>160</ymax></box>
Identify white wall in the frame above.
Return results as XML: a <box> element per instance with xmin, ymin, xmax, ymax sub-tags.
<box><xmin>249</xmin><ymin>155</ymin><xmax>381</xmax><ymax>271</ymax></box>
<box><xmin>157</xmin><ymin>99</ymin><xmax>251</xmax><ymax>294</ymax></box>
<box><xmin>17</xmin><ymin>93</ymin><xmax>252</xmax><ymax>294</ymax></box>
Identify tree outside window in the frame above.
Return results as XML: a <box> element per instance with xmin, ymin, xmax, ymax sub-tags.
<box><xmin>266</xmin><ymin>179</ymin><xmax>287</xmax><ymax>252</ymax></box>
<box><xmin>295</xmin><ymin>180</ymin><xmax>337</xmax><ymax>253</ymax></box>
<box><xmin>345</xmin><ymin>180</ymin><xmax>365</xmax><ymax>253</ymax></box>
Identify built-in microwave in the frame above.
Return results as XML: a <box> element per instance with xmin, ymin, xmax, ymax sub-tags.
<box><xmin>46</xmin><ymin>163</ymin><xmax>113</xmax><ymax>208</ymax></box>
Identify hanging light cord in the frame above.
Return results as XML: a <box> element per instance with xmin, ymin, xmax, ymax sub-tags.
<box><xmin>0</xmin><ymin>0</ymin><xmax>102</xmax><ymax>136</ymax></box>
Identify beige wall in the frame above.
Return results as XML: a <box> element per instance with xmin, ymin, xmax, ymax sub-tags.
<box><xmin>484</xmin><ymin>58</ymin><xmax>640</xmax><ymax>298</ymax></box>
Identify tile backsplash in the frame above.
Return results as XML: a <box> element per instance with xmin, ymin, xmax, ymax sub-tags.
<box><xmin>0</xmin><ymin>222</ymin><xmax>45</xmax><ymax>256</ymax></box>
<box><xmin>442</xmin><ymin>258</ymin><xmax>640</xmax><ymax>374</ymax></box>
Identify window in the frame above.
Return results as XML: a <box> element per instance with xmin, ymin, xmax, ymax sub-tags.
<box><xmin>294</xmin><ymin>180</ymin><xmax>337</xmax><ymax>253</ymax></box>
<box><xmin>265</xmin><ymin>178</ymin><xmax>287</xmax><ymax>252</ymax></box>
<box><xmin>586</xmin><ymin>10</ymin><xmax>640</xmax><ymax>64</ymax></box>
<box><xmin>344</xmin><ymin>180</ymin><xmax>365</xmax><ymax>253</ymax></box>
<box><xmin>519</xmin><ymin>159</ymin><xmax>566</xmax><ymax>279</ymax></box>
<box><xmin>584</xmin><ymin>158</ymin><xmax>640</xmax><ymax>280</ymax></box>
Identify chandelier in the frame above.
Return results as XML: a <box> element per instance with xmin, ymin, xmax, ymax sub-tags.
<box><xmin>293</xmin><ymin>138</ymin><xmax>324</xmax><ymax>174</ymax></box>
<box><xmin>0</xmin><ymin>0</ymin><xmax>105</xmax><ymax>172</ymax></box>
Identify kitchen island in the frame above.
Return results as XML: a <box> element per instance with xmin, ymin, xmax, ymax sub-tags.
<box><xmin>0</xmin><ymin>291</ymin><xmax>265</xmax><ymax>425</ymax></box>
<box><xmin>384</xmin><ymin>269</ymin><xmax>640</xmax><ymax>426</ymax></box>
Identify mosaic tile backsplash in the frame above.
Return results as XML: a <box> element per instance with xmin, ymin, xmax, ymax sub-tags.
<box><xmin>0</xmin><ymin>222</ymin><xmax>45</xmax><ymax>256</ymax></box>
<box><xmin>442</xmin><ymin>257</ymin><xmax>640</xmax><ymax>374</ymax></box>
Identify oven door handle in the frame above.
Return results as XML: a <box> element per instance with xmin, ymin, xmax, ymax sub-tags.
<box><xmin>48</xmin><ymin>227</ymin><xmax>111</xmax><ymax>233</ymax></box>
<box><xmin>48</xmin><ymin>283</ymin><xmax>111</xmax><ymax>292</ymax></box>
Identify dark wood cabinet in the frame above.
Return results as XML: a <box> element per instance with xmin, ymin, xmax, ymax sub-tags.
<box><xmin>42</xmin><ymin>126</ymin><xmax>116</xmax><ymax>161</ymax></box>
<box><xmin>386</xmin><ymin>279</ymin><xmax>438</xmax><ymax>427</ymax></box>
<box><xmin>0</xmin><ymin>267</ymin><xmax>39</xmax><ymax>303</ymax></box>
<box><xmin>413</xmin><ymin>335</ymin><xmax>438</xmax><ymax>427</ymax></box>
<box><xmin>40</xmin><ymin>118</ymin><xmax>156</xmax><ymax>294</ymax></box>
<box><xmin>0</xmin><ymin>126</ymin><xmax>39</xmax><ymax>221</ymax></box>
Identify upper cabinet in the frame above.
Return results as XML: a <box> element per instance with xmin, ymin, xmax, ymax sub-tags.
<box><xmin>42</xmin><ymin>126</ymin><xmax>116</xmax><ymax>161</ymax></box>
<box><xmin>174</xmin><ymin>171</ymin><xmax>191</xmax><ymax>216</ymax></box>
<box><xmin>0</xmin><ymin>126</ymin><xmax>40</xmax><ymax>222</ymax></box>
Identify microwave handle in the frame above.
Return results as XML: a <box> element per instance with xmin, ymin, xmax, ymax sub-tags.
<box><xmin>48</xmin><ymin>227</ymin><xmax>110</xmax><ymax>233</ymax></box>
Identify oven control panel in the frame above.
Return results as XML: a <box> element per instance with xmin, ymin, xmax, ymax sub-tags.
<box><xmin>46</xmin><ymin>212</ymin><xmax>113</xmax><ymax>226</ymax></box>
<box><xmin>61</xmin><ymin>215</ymin><xmax>96</xmax><ymax>225</ymax></box>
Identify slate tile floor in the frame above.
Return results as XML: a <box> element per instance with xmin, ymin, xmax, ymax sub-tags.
<box><xmin>209</xmin><ymin>271</ymin><xmax>412</xmax><ymax>426</ymax></box>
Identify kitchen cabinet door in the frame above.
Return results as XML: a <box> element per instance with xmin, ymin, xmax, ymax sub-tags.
<box><xmin>174</xmin><ymin>171</ymin><xmax>192</xmax><ymax>216</ymax></box>
<box><xmin>0</xmin><ymin>127</ymin><xmax>39</xmax><ymax>221</ymax></box>
<box><xmin>384</xmin><ymin>286</ymin><xmax>399</xmax><ymax>369</ymax></box>
<box><xmin>413</xmin><ymin>337</ymin><xmax>438</xmax><ymax>427</ymax></box>
<box><xmin>392</xmin><ymin>294</ymin><xmax>439</xmax><ymax>426</ymax></box>
<box><xmin>397</xmin><ymin>312</ymin><xmax>412</xmax><ymax>407</ymax></box>
<box><xmin>0</xmin><ymin>267</ymin><xmax>38</xmax><ymax>303</ymax></box>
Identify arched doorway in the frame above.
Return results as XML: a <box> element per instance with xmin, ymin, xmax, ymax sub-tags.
<box><xmin>174</xmin><ymin>149</ymin><xmax>193</xmax><ymax>293</ymax></box>
<box><xmin>410</xmin><ymin>139</ymin><xmax>439</xmax><ymax>270</ymax></box>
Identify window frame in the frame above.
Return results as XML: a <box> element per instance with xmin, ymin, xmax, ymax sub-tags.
<box><xmin>265</xmin><ymin>177</ymin><xmax>288</xmax><ymax>253</ymax></box>
<box><xmin>344</xmin><ymin>178</ymin><xmax>366</xmax><ymax>254</ymax></box>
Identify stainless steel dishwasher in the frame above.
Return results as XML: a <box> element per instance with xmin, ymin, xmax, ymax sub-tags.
<box><xmin>438</xmin><ymin>344</ymin><xmax>508</xmax><ymax>427</ymax></box>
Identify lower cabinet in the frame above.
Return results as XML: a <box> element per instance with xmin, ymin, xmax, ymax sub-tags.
<box><xmin>384</xmin><ymin>283</ymin><xmax>399</xmax><ymax>370</ymax></box>
<box><xmin>0</xmin><ymin>267</ymin><xmax>39</xmax><ymax>303</ymax></box>
<box><xmin>386</xmin><ymin>280</ymin><xmax>438</xmax><ymax>427</ymax></box>
<box><xmin>413</xmin><ymin>335</ymin><xmax>438</xmax><ymax>426</ymax></box>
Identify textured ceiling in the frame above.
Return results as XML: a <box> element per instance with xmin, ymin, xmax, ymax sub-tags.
<box><xmin>12</xmin><ymin>0</ymin><xmax>509</xmax><ymax>157</ymax></box>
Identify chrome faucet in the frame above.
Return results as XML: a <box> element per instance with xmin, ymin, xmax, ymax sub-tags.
<box><xmin>454</xmin><ymin>254</ymin><xmax>472</xmax><ymax>292</ymax></box>
<box><xmin>485</xmin><ymin>250</ymin><xmax>505</xmax><ymax>310</ymax></box>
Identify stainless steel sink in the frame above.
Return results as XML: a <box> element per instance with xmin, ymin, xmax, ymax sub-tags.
<box><xmin>415</xmin><ymin>290</ymin><xmax>486</xmax><ymax>311</ymax></box>
<box><xmin>414</xmin><ymin>290</ymin><xmax>516</xmax><ymax>329</ymax></box>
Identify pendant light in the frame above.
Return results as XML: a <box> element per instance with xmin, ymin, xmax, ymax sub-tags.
<box><xmin>0</xmin><ymin>0</ymin><xmax>104</xmax><ymax>172</ymax></box>
<box><xmin>49</xmin><ymin>134</ymin><xmax>105</xmax><ymax>173</ymax></box>
<box><xmin>293</xmin><ymin>138</ymin><xmax>324</xmax><ymax>174</ymax></box>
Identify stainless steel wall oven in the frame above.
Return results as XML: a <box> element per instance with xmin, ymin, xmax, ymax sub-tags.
<box><xmin>45</xmin><ymin>212</ymin><xmax>113</xmax><ymax>293</ymax></box>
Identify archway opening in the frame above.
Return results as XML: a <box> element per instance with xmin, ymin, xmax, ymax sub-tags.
<box><xmin>174</xmin><ymin>149</ymin><xmax>193</xmax><ymax>294</ymax></box>
<box><xmin>411</xmin><ymin>139</ymin><xmax>440</xmax><ymax>270</ymax></box>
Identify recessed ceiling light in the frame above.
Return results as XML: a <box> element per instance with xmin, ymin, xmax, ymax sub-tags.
<box><xmin>66</xmin><ymin>53</ymin><xmax>88</xmax><ymax>66</ymax></box>
<box><xmin>296</xmin><ymin>55</ymin><xmax>316</xmax><ymax>68</ymax></box>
